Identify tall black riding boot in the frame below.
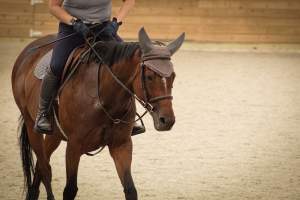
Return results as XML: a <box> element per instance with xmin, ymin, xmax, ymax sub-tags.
<box><xmin>34</xmin><ymin>68</ymin><xmax>59</xmax><ymax>134</ymax></box>
<box><xmin>131</xmin><ymin>122</ymin><xmax>146</xmax><ymax>136</ymax></box>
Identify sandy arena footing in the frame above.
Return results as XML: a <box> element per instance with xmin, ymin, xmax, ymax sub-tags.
<box><xmin>0</xmin><ymin>38</ymin><xmax>299</xmax><ymax>200</ymax></box>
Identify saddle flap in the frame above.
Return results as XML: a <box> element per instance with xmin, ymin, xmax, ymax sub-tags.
<box><xmin>33</xmin><ymin>45</ymin><xmax>87</xmax><ymax>80</ymax></box>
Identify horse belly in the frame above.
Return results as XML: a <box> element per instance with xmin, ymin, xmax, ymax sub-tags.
<box><xmin>82</xmin><ymin>127</ymin><xmax>107</xmax><ymax>153</ymax></box>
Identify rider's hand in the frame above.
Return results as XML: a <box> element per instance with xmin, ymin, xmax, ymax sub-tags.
<box><xmin>102</xmin><ymin>17</ymin><xmax>122</xmax><ymax>39</ymax></box>
<box><xmin>71</xmin><ymin>18</ymin><xmax>90</xmax><ymax>38</ymax></box>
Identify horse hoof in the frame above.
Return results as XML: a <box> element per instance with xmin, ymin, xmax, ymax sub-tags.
<box><xmin>47</xmin><ymin>195</ymin><xmax>55</xmax><ymax>200</ymax></box>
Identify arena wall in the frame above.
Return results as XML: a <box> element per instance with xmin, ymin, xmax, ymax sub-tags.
<box><xmin>1</xmin><ymin>0</ymin><xmax>300</xmax><ymax>43</ymax></box>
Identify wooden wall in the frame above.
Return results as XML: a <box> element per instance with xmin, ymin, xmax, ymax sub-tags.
<box><xmin>1</xmin><ymin>0</ymin><xmax>300</xmax><ymax>43</ymax></box>
<box><xmin>0</xmin><ymin>0</ymin><xmax>33</xmax><ymax>37</ymax></box>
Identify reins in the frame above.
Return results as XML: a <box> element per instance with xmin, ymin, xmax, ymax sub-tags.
<box><xmin>95</xmin><ymin>56</ymin><xmax>149</xmax><ymax>125</ymax></box>
<box><xmin>84</xmin><ymin>39</ymin><xmax>155</xmax><ymax>124</ymax></box>
<box><xmin>30</xmin><ymin>24</ymin><xmax>172</xmax><ymax>124</ymax></box>
<box><xmin>56</xmin><ymin>37</ymin><xmax>173</xmax><ymax>128</ymax></box>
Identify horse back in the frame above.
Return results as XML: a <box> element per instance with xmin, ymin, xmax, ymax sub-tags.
<box><xmin>12</xmin><ymin>34</ymin><xmax>56</xmax><ymax>75</ymax></box>
<box><xmin>11</xmin><ymin>34</ymin><xmax>56</xmax><ymax>113</ymax></box>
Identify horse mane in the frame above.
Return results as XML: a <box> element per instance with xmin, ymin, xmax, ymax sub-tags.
<box><xmin>90</xmin><ymin>41</ymin><xmax>141</xmax><ymax>67</ymax></box>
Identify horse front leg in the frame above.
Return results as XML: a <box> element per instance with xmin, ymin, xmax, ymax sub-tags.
<box><xmin>63</xmin><ymin>140</ymin><xmax>81</xmax><ymax>200</ymax></box>
<box><xmin>109</xmin><ymin>138</ymin><xmax>137</xmax><ymax>200</ymax></box>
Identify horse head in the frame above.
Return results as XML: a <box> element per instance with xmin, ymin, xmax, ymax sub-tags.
<box><xmin>134</xmin><ymin>27</ymin><xmax>185</xmax><ymax>131</ymax></box>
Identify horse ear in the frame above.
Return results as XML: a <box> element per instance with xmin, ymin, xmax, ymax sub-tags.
<box><xmin>167</xmin><ymin>32</ymin><xmax>185</xmax><ymax>56</ymax></box>
<box><xmin>138</xmin><ymin>27</ymin><xmax>153</xmax><ymax>54</ymax></box>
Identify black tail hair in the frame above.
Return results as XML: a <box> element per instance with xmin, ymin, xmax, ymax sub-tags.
<box><xmin>18</xmin><ymin>115</ymin><xmax>35</xmax><ymax>199</ymax></box>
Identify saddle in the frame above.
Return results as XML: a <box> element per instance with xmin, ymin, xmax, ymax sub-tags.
<box><xmin>34</xmin><ymin>45</ymin><xmax>90</xmax><ymax>140</ymax></box>
<box><xmin>34</xmin><ymin>45</ymin><xmax>89</xmax><ymax>83</ymax></box>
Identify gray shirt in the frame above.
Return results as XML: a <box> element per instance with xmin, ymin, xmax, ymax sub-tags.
<box><xmin>63</xmin><ymin>0</ymin><xmax>112</xmax><ymax>23</ymax></box>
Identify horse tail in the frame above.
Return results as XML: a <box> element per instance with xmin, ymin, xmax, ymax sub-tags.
<box><xmin>18</xmin><ymin>115</ymin><xmax>34</xmax><ymax>198</ymax></box>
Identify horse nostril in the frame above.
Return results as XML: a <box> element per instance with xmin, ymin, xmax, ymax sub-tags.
<box><xmin>159</xmin><ymin>117</ymin><xmax>166</xmax><ymax>124</ymax></box>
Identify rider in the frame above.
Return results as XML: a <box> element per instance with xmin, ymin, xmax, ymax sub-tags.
<box><xmin>34</xmin><ymin>0</ymin><xmax>145</xmax><ymax>135</ymax></box>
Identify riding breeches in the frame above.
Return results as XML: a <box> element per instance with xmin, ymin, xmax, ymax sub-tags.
<box><xmin>50</xmin><ymin>22</ymin><xmax>123</xmax><ymax>78</ymax></box>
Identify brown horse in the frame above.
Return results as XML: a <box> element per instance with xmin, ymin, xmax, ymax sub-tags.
<box><xmin>12</xmin><ymin>28</ymin><xmax>184</xmax><ymax>200</ymax></box>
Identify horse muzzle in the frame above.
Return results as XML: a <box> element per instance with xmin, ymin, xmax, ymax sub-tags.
<box><xmin>151</xmin><ymin>111</ymin><xmax>175</xmax><ymax>131</ymax></box>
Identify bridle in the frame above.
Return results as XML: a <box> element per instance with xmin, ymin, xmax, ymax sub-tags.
<box><xmin>85</xmin><ymin>39</ymin><xmax>173</xmax><ymax>124</ymax></box>
<box><xmin>140</xmin><ymin>62</ymin><xmax>173</xmax><ymax>104</ymax></box>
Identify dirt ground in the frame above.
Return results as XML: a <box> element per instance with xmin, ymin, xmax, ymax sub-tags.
<box><xmin>0</xmin><ymin>38</ymin><xmax>299</xmax><ymax>200</ymax></box>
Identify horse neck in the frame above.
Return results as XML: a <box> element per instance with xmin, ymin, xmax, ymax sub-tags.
<box><xmin>100</xmin><ymin>49</ymin><xmax>141</xmax><ymax>106</ymax></box>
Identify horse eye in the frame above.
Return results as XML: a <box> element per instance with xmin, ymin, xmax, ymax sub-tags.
<box><xmin>146</xmin><ymin>76</ymin><xmax>153</xmax><ymax>81</ymax></box>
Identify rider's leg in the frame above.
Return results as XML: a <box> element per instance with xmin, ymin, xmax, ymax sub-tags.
<box><xmin>34</xmin><ymin>23</ymin><xmax>85</xmax><ymax>134</ymax></box>
<box><xmin>34</xmin><ymin>67</ymin><xmax>59</xmax><ymax>133</ymax></box>
<box><xmin>131</xmin><ymin>124</ymin><xmax>145</xmax><ymax>136</ymax></box>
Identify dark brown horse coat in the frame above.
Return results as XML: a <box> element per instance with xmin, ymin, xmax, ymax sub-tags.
<box><xmin>12</xmin><ymin>28</ymin><xmax>184</xmax><ymax>200</ymax></box>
